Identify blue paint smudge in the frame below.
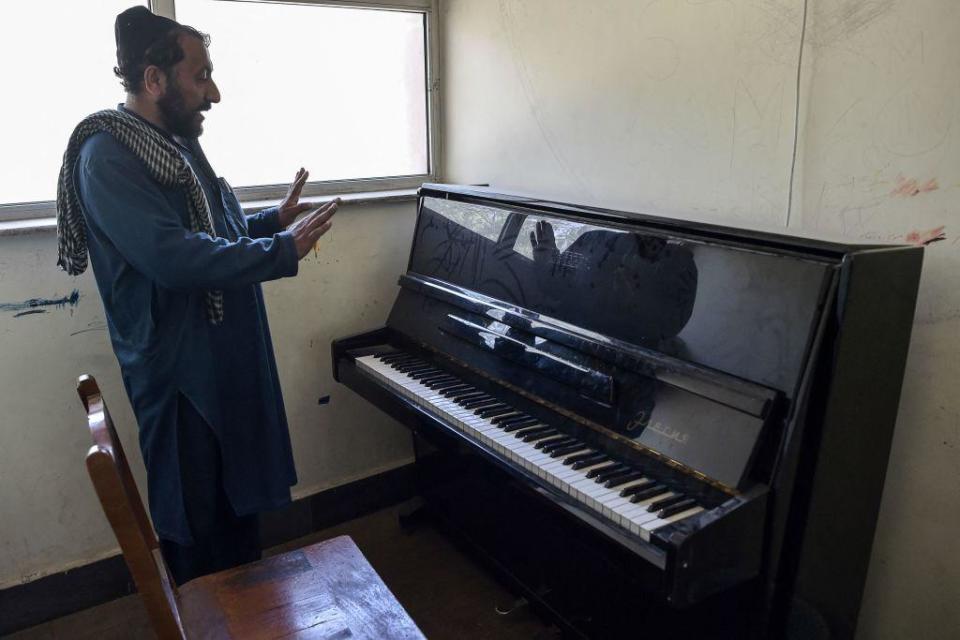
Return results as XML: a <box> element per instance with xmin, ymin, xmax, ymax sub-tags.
<box><xmin>318</xmin><ymin>395</ymin><xmax>331</xmax><ymax>405</ymax></box>
<box><xmin>0</xmin><ymin>289</ymin><xmax>81</xmax><ymax>315</ymax></box>
<box><xmin>13</xmin><ymin>309</ymin><xmax>47</xmax><ymax>318</ymax></box>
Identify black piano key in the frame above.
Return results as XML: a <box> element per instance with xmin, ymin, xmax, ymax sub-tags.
<box><xmin>647</xmin><ymin>494</ymin><xmax>688</xmax><ymax>513</ymax></box>
<box><xmin>414</xmin><ymin>371</ymin><xmax>448</xmax><ymax>382</ymax></box>
<box><xmin>535</xmin><ymin>435</ymin><xmax>569</xmax><ymax>450</ymax></box>
<box><xmin>619</xmin><ymin>479</ymin><xmax>656</xmax><ymax>497</ymax></box>
<box><xmin>449</xmin><ymin>388</ymin><xmax>482</xmax><ymax>399</ymax></box>
<box><xmin>468</xmin><ymin>401</ymin><xmax>501</xmax><ymax>414</ymax></box>
<box><xmin>563</xmin><ymin>451</ymin><xmax>600</xmax><ymax>466</ymax></box>
<box><xmin>426</xmin><ymin>379</ymin><xmax>461</xmax><ymax>390</ymax></box>
<box><xmin>549</xmin><ymin>443</ymin><xmax>587</xmax><ymax>458</ymax></box>
<box><xmin>381</xmin><ymin>350</ymin><xmax>414</xmax><ymax>359</ymax></box>
<box><xmin>519</xmin><ymin>427</ymin><xmax>555</xmax><ymax>441</ymax></box>
<box><xmin>450</xmin><ymin>389</ymin><xmax>484</xmax><ymax>400</ymax></box>
<box><xmin>466</xmin><ymin>402</ymin><xmax>499</xmax><ymax>414</ymax></box>
<box><xmin>439</xmin><ymin>385</ymin><xmax>474</xmax><ymax>397</ymax></box>
<box><xmin>537</xmin><ymin>436</ymin><xmax>573</xmax><ymax>451</ymax></box>
<box><xmin>572</xmin><ymin>454</ymin><xmax>609</xmax><ymax>470</ymax></box>
<box><xmin>457</xmin><ymin>389</ymin><xmax>491</xmax><ymax>406</ymax></box>
<box><xmin>492</xmin><ymin>413</ymin><xmax>526</xmax><ymax>425</ymax></box>
<box><xmin>472</xmin><ymin>405</ymin><xmax>503</xmax><ymax>417</ymax></box>
<box><xmin>378</xmin><ymin>353</ymin><xmax>411</xmax><ymax>364</ymax></box>
<box><xmin>593</xmin><ymin>465</ymin><xmax>634</xmax><ymax>484</ymax></box>
<box><xmin>404</xmin><ymin>364</ymin><xmax>437</xmax><ymax>375</ymax></box>
<box><xmin>453</xmin><ymin>391</ymin><xmax>487</xmax><ymax>402</ymax></box>
<box><xmin>629</xmin><ymin>484</ymin><xmax>668</xmax><ymax>503</ymax></box>
<box><xmin>461</xmin><ymin>396</ymin><xmax>495</xmax><ymax>409</ymax></box>
<box><xmin>428</xmin><ymin>383</ymin><xmax>461</xmax><ymax>394</ymax></box>
<box><xmin>407</xmin><ymin>365</ymin><xmax>439</xmax><ymax>374</ymax></box>
<box><xmin>540</xmin><ymin>438</ymin><xmax>580</xmax><ymax>454</ymax></box>
<box><xmin>397</xmin><ymin>363</ymin><xmax>432</xmax><ymax>374</ymax></box>
<box><xmin>477</xmin><ymin>405</ymin><xmax>511</xmax><ymax>418</ymax></box>
<box><xmin>439</xmin><ymin>382</ymin><xmax>473</xmax><ymax>398</ymax></box>
<box><xmin>409</xmin><ymin>370</ymin><xmax>443</xmax><ymax>381</ymax></box>
<box><xmin>386</xmin><ymin>359</ymin><xmax>421</xmax><ymax>370</ymax></box>
<box><xmin>423</xmin><ymin>379</ymin><xmax>457</xmax><ymax>390</ymax></box>
<box><xmin>502</xmin><ymin>418</ymin><xmax>540</xmax><ymax>432</ymax></box>
<box><xmin>604</xmin><ymin>470</ymin><xmax>645</xmax><ymax>488</ymax></box>
<box><xmin>389</xmin><ymin>357</ymin><xmax>424</xmax><ymax>368</ymax></box>
<box><xmin>657</xmin><ymin>498</ymin><xmax>699</xmax><ymax>519</ymax></box>
<box><xmin>586</xmin><ymin>462</ymin><xmax>622</xmax><ymax>479</ymax></box>
<box><xmin>513</xmin><ymin>425</ymin><xmax>544</xmax><ymax>437</ymax></box>
<box><xmin>533</xmin><ymin>431</ymin><xmax>567</xmax><ymax>449</ymax></box>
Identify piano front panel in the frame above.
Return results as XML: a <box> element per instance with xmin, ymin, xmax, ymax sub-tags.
<box><xmin>413</xmin><ymin>196</ymin><xmax>834</xmax><ymax>398</ymax></box>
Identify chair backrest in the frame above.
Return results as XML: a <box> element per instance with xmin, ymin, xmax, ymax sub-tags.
<box><xmin>77</xmin><ymin>375</ymin><xmax>186</xmax><ymax>639</ymax></box>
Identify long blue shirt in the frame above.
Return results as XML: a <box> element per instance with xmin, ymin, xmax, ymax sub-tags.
<box><xmin>75</xmin><ymin>107</ymin><xmax>298</xmax><ymax>544</ymax></box>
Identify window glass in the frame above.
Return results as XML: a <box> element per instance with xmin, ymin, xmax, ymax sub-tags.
<box><xmin>175</xmin><ymin>0</ymin><xmax>429</xmax><ymax>187</ymax></box>
<box><xmin>0</xmin><ymin>1</ymin><xmax>148</xmax><ymax>205</ymax></box>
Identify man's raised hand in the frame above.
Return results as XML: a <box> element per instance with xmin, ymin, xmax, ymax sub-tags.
<box><xmin>290</xmin><ymin>199</ymin><xmax>339</xmax><ymax>259</ymax></box>
<box><xmin>278</xmin><ymin>168</ymin><xmax>314</xmax><ymax>228</ymax></box>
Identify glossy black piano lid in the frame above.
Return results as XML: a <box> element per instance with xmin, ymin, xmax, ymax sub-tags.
<box><xmin>409</xmin><ymin>195</ymin><xmax>834</xmax><ymax>398</ymax></box>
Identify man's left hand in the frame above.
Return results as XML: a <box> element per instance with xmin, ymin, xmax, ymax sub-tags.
<box><xmin>278</xmin><ymin>168</ymin><xmax>316</xmax><ymax>228</ymax></box>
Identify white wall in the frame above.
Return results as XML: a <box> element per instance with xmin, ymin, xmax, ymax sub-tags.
<box><xmin>0</xmin><ymin>201</ymin><xmax>416</xmax><ymax>587</ymax></box>
<box><xmin>442</xmin><ymin>1</ymin><xmax>959</xmax><ymax>638</ymax></box>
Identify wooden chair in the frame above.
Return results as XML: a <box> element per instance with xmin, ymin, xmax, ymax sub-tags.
<box><xmin>78</xmin><ymin>374</ymin><xmax>424</xmax><ymax>639</ymax></box>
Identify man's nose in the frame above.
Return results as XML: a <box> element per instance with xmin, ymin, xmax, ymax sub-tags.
<box><xmin>208</xmin><ymin>80</ymin><xmax>221</xmax><ymax>104</ymax></box>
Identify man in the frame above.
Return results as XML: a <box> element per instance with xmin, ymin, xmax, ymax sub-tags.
<box><xmin>55</xmin><ymin>7</ymin><xmax>335</xmax><ymax>584</ymax></box>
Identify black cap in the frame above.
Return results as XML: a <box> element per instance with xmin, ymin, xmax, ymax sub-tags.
<box><xmin>115</xmin><ymin>6</ymin><xmax>181</xmax><ymax>71</ymax></box>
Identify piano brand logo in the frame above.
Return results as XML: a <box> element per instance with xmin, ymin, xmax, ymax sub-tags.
<box><xmin>648</xmin><ymin>421</ymin><xmax>689</xmax><ymax>446</ymax></box>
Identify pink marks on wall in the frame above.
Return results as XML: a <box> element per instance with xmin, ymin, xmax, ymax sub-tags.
<box><xmin>891</xmin><ymin>175</ymin><xmax>939</xmax><ymax>197</ymax></box>
<box><xmin>905</xmin><ymin>226</ymin><xmax>946</xmax><ymax>246</ymax></box>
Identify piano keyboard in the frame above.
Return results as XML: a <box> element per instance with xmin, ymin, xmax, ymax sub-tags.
<box><xmin>357</xmin><ymin>352</ymin><xmax>705</xmax><ymax>543</ymax></box>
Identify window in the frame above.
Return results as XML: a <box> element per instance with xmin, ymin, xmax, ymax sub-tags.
<box><xmin>0</xmin><ymin>1</ymin><xmax>149</xmax><ymax>218</ymax></box>
<box><xmin>172</xmin><ymin>0</ymin><xmax>437</xmax><ymax>200</ymax></box>
<box><xmin>0</xmin><ymin>0</ymin><xmax>440</xmax><ymax>221</ymax></box>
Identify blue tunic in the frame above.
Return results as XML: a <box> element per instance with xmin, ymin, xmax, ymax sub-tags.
<box><xmin>75</xmin><ymin>107</ymin><xmax>299</xmax><ymax>544</ymax></box>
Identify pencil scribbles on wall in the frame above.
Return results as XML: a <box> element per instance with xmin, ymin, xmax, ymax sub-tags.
<box><xmin>70</xmin><ymin>321</ymin><xmax>107</xmax><ymax>337</ymax></box>
<box><xmin>809</xmin><ymin>0</ymin><xmax>895</xmax><ymax>48</ymax></box>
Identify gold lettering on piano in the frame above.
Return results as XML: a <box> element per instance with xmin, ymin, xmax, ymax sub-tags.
<box><xmin>647</xmin><ymin>422</ymin><xmax>690</xmax><ymax>445</ymax></box>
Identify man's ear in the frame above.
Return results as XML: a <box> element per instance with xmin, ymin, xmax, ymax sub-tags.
<box><xmin>142</xmin><ymin>65</ymin><xmax>168</xmax><ymax>99</ymax></box>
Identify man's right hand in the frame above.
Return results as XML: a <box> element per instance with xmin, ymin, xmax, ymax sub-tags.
<box><xmin>290</xmin><ymin>198</ymin><xmax>339</xmax><ymax>259</ymax></box>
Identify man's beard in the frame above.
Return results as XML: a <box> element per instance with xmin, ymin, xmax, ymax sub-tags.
<box><xmin>157</xmin><ymin>79</ymin><xmax>209</xmax><ymax>138</ymax></box>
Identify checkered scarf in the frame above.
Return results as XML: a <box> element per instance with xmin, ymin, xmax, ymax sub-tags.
<box><xmin>56</xmin><ymin>109</ymin><xmax>223</xmax><ymax>324</ymax></box>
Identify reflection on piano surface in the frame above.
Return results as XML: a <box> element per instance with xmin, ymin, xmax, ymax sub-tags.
<box><xmin>333</xmin><ymin>184</ymin><xmax>923</xmax><ymax>639</ymax></box>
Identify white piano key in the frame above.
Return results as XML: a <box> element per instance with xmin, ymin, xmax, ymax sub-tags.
<box><xmin>639</xmin><ymin>507</ymin><xmax>706</xmax><ymax>542</ymax></box>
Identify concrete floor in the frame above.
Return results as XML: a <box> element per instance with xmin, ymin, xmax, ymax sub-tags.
<box><xmin>8</xmin><ymin>503</ymin><xmax>558</xmax><ymax>639</ymax></box>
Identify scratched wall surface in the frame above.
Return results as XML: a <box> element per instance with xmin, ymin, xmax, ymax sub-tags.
<box><xmin>443</xmin><ymin>1</ymin><xmax>958</xmax><ymax>638</ymax></box>
<box><xmin>444</xmin><ymin>0</ymin><xmax>804</xmax><ymax>224</ymax></box>
<box><xmin>0</xmin><ymin>202</ymin><xmax>416</xmax><ymax>587</ymax></box>
<box><xmin>796</xmin><ymin>1</ymin><xmax>960</xmax><ymax>638</ymax></box>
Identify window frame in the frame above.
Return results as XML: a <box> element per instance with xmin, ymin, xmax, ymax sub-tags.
<box><xmin>0</xmin><ymin>0</ymin><xmax>441</xmax><ymax>222</ymax></box>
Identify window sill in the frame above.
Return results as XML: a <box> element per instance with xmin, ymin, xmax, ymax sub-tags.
<box><xmin>0</xmin><ymin>188</ymin><xmax>418</xmax><ymax>238</ymax></box>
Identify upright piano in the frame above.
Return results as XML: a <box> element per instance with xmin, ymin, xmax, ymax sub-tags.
<box><xmin>332</xmin><ymin>184</ymin><xmax>923</xmax><ymax>639</ymax></box>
